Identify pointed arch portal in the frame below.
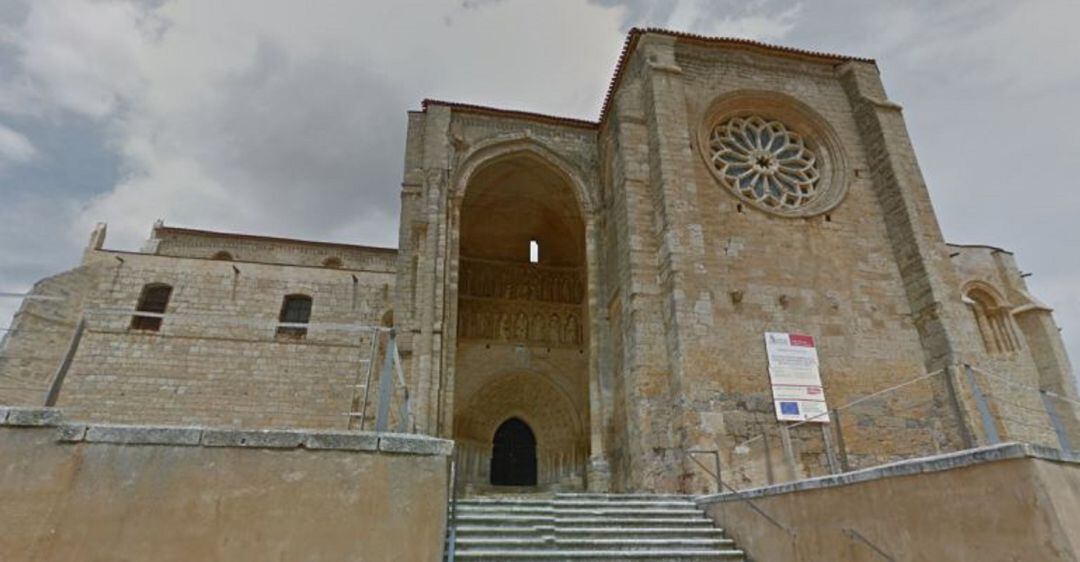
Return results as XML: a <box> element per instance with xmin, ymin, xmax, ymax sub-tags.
<box><xmin>490</xmin><ymin>417</ymin><xmax>537</xmax><ymax>486</ymax></box>
<box><xmin>449</xmin><ymin>146</ymin><xmax>593</xmax><ymax>490</ymax></box>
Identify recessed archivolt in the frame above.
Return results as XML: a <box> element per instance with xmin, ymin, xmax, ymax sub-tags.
<box><xmin>960</xmin><ymin>280</ymin><xmax>1009</xmax><ymax>309</ymax></box>
<box><xmin>450</xmin><ymin>135</ymin><xmax>598</xmax><ymax>217</ymax></box>
<box><xmin>454</xmin><ymin>370</ymin><xmax>585</xmax><ymax>450</ymax></box>
<box><xmin>961</xmin><ymin>280</ymin><xmax>1022</xmax><ymax>354</ymax></box>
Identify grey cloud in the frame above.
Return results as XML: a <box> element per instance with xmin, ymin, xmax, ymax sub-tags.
<box><xmin>0</xmin><ymin>0</ymin><xmax>1077</xmax><ymax>383</ymax></box>
<box><xmin>169</xmin><ymin>38</ymin><xmax>404</xmax><ymax>232</ymax></box>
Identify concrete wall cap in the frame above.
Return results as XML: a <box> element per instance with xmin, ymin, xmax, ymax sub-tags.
<box><xmin>200</xmin><ymin>429</ymin><xmax>306</xmax><ymax>449</ymax></box>
<box><xmin>697</xmin><ymin>442</ymin><xmax>1080</xmax><ymax>505</ymax></box>
<box><xmin>2</xmin><ymin>407</ymin><xmax>63</xmax><ymax>427</ymax></box>
<box><xmin>378</xmin><ymin>432</ymin><xmax>455</xmax><ymax>456</ymax></box>
<box><xmin>56</xmin><ymin>424</ymin><xmax>87</xmax><ymax>442</ymax></box>
<box><xmin>1</xmin><ymin>409</ymin><xmax>452</xmax><ymax>456</ymax></box>
<box><xmin>304</xmin><ymin>431</ymin><xmax>379</xmax><ymax>452</ymax></box>
<box><xmin>84</xmin><ymin>424</ymin><xmax>203</xmax><ymax>446</ymax></box>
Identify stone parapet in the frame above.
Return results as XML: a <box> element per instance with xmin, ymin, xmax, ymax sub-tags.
<box><xmin>0</xmin><ymin>407</ymin><xmax>453</xmax><ymax>456</ymax></box>
<box><xmin>698</xmin><ymin>442</ymin><xmax>1080</xmax><ymax>561</ymax></box>
<box><xmin>0</xmin><ymin>406</ymin><xmax>451</xmax><ymax>561</ymax></box>
<box><xmin>698</xmin><ymin>442</ymin><xmax>1080</xmax><ymax>505</ymax></box>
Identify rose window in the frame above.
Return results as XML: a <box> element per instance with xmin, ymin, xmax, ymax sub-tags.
<box><xmin>707</xmin><ymin>116</ymin><xmax>820</xmax><ymax>211</ymax></box>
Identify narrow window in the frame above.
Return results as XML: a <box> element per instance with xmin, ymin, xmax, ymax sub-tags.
<box><xmin>965</xmin><ymin>288</ymin><xmax>1020</xmax><ymax>354</ymax></box>
<box><xmin>529</xmin><ymin>240</ymin><xmax>539</xmax><ymax>264</ymax></box>
<box><xmin>131</xmin><ymin>283</ymin><xmax>172</xmax><ymax>331</ymax></box>
<box><xmin>211</xmin><ymin>251</ymin><xmax>234</xmax><ymax>261</ymax></box>
<box><xmin>277</xmin><ymin>294</ymin><xmax>313</xmax><ymax>339</ymax></box>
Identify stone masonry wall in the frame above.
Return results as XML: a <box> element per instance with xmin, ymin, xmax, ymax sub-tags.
<box><xmin>0</xmin><ymin>407</ymin><xmax>452</xmax><ymax>562</ymax></box>
<box><xmin>150</xmin><ymin>225</ymin><xmax>397</xmax><ymax>272</ymax></box>
<box><xmin>950</xmin><ymin>244</ymin><xmax>1079</xmax><ymax>446</ymax></box>
<box><xmin>0</xmin><ymin>231</ymin><xmax>397</xmax><ymax>431</ymax></box>
<box><xmin>0</xmin><ymin>263</ymin><xmax>101</xmax><ymax>405</ymax></box>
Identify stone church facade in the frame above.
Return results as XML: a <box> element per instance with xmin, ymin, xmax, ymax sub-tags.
<box><xmin>1</xmin><ymin>29</ymin><xmax>1075</xmax><ymax>494</ymax></box>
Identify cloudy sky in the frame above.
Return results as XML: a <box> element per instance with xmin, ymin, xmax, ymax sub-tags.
<box><xmin>1</xmin><ymin>0</ymin><xmax>1078</xmax><ymax>380</ymax></box>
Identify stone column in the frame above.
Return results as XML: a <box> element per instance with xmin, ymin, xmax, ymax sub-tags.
<box><xmin>411</xmin><ymin>105</ymin><xmax>452</xmax><ymax>436</ymax></box>
<box><xmin>636</xmin><ymin>33</ymin><xmax>716</xmax><ymax>491</ymax></box>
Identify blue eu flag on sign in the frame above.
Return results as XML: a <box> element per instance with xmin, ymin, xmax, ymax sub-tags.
<box><xmin>780</xmin><ymin>402</ymin><xmax>800</xmax><ymax>415</ymax></box>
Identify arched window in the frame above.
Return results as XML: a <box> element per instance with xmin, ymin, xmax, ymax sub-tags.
<box><xmin>321</xmin><ymin>257</ymin><xmax>343</xmax><ymax>269</ymax></box>
<box><xmin>211</xmin><ymin>251</ymin><xmax>234</xmax><ymax>261</ymax></box>
<box><xmin>277</xmin><ymin>294</ymin><xmax>312</xmax><ymax>339</ymax></box>
<box><xmin>965</xmin><ymin>288</ymin><xmax>1020</xmax><ymax>355</ymax></box>
<box><xmin>131</xmin><ymin>283</ymin><xmax>172</xmax><ymax>331</ymax></box>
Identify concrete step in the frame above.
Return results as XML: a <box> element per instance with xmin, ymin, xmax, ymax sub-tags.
<box><xmin>455</xmin><ymin>537</ymin><xmax>737</xmax><ymax>550</ymax></box>
<box><xmin>454</xmin><ymin>526</ymin><xmax>727</xmax><ymax>539</ymax></box>
<box><xmin>458</xmin><ymin>498</ymin><xmax>697</xmax><ymax>509</ymax></box>
<box><xmin>455</xmin><ymin>506</ymin><xmax>703</xmax><ymax>518</ymax></box>
<box><xmin>446</xmin><ymin>493</ymin><xmax>746</xmax><ymax>561</ymax></box>
<box><xmin>451</xmin><ymin>548</ymin><xmax>745</xmax><ymax>560</ymax></box>
<box><xmin>453</xmin><ymin>514</ymin><xmax>716</xmax><ymax>528</ymax></box>
<box><xmin>554</xmin><ymin>493</ymin><xmax>695</xmax><ymax>500</ymax></box>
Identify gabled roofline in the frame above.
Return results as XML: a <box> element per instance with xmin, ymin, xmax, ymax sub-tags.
<box><xmin>421</xmin><ymin>99</ymin><xmax>598</xmax><ymax>130</ymax></box>
<box><xmin>419</xmin><ymin>28</ymin><xmax>875</xmax><ymax>131</ymax></box>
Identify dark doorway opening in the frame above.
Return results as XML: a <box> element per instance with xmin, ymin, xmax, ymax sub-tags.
<box><xmin>490</xmin><ymin>417</ymin><xmax>537</xmax><ymax>486</ymax></box>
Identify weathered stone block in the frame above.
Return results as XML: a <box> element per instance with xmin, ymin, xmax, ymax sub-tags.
<box><xmin>85</xmin><ymin>424</ymin><xmax>203</xmax><ymax>446</ymax></box>
<box><xmin>378</xmin><ymin>433</ymin><xmax>454</xmax><ymax>456</ymax></box>
<box><xmin>4</xmin><ymin>407</ymin><xmax>62</xmax><ymax>427</ymax></box>
<box><xmin>56</xmin><ymin>424</ymin><xmax>87</xmax><ymax>442</ymax></box>
<box><xmin>201</xmin><ymin>429</ymin><xmax>305</xmax><ymax>449</ymax></box>
<box><xmin>303</xmin><ymin>431</ymin><xmax>379</xmax><ymax>452</ymax></box>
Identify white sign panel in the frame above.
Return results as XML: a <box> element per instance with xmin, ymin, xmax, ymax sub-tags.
<box><xmin>764</xmin><ymin>332</ymin><xmax>828</xmax><ymax>423</ymax></box>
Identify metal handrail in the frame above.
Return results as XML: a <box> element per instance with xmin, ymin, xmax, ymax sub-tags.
<box><xmin>683</xmin><ymin>448</ymin><xmax>794</xmax><ymax>537</ymax></box>
<box><xmin>445</xmin><ymin>458</ymin><xmax>459</xmax><ymax>561</ymax></box>
<box><xmin>843</xmin><ymin>528</ymin><xmax>895</xmax><ymax>561</ymax></box>
<box><xmin>685</xmin><ymin>449</ymin><xmax>722</xmax><ymax>490</ymax></box>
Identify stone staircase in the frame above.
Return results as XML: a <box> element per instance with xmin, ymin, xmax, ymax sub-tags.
<box><xmin>445</xmin><ymin>493</ymin><xmax>746</xmax><ymax>561</ymax></box>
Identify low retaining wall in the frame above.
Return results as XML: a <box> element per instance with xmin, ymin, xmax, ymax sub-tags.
<box><xmin>0</xmin><ymin>407</ymin><xmax>453</xmax><ymax>561</ymax></box>
<box><xmin>699</xmin><ymin>443</ymin><xmax>1080</xmax><ymax>561</ymax></box>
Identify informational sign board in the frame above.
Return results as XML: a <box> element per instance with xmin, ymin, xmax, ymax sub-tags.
<box><xmin>764</xmin><ymin>332</ymin><xmax>829</xmax><ymax>423</ymax></box>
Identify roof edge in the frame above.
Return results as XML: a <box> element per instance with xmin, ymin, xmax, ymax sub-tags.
<box><xmin>421</xmin><ymin>99</ymin><xmax>598</xmax><ymax>129</ymax></box>
<box><xmin>599</xmin><ymin>28</ymin><xmax>875</xmax><ymax>125</ymax></box>
<box><xmin>418</xmin><ymin>28</ymin><xmax>876</xmax><ymax>135</ymax></box>
<box><xmin>947</xmin><ymin>242</ymin><xmax>1014</xmax><ymax>256</ymax></box>
<box><xmin>152</xmin><ymin>224</ymin><xmax>398</xmax><ymax>254</ymax></box>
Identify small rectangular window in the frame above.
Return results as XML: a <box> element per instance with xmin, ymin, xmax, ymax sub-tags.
<box><xmin>131</xmin><ymin>284</ymin><xmax>172</xmax><ymax>331</ymax></box>
<box><xmin>277</xmin><ymin>294</ymin><xmax>312</xmax><ymax>339</ymax></box>
<box><xmin>529</xmin><ymin>240</ymin><xmax>539</xmax><ymax>264</ymax></box>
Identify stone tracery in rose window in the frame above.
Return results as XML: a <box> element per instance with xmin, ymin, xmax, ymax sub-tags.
<box><xmin>708</xmin><ymin>115</ymin><xmax>820</xmax><ymax>211</ymax></box>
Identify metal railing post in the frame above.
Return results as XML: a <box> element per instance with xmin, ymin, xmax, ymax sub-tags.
<box><xmin>778</xmin><ymin>423</ymin><xmax>797</xmax><ymax>482</ymax></box>
<box><xmin>965</xmin><ymin>364</ymin><xmax>1000</xmax><ymax>445</ymax></box>
<box><xmin>830</xmin><ymin>408</ymin><xmax>850</xmax><ymax>472</ymax></box>
<box><xmin>684</xmin><ymin>449</ymin><xmax>723</xmax><ymax>494</ymax></box>
<box><xmin>44</xmin><ymin>317</ymin><xmax>85</xmax><ymax>407</ymax></box>
<box><xmin>821</xmin><ymin>423</ymin><xmax>840</xmax><ymax>475</ymax></box>
<box><xmin>761</xmin><ymin>429</ymin><xmax>776</xmax><ymax>485</ymax></box>
<box><xmin>353</xmin><ymin>330</ymin><xmax>381</xmax><ymax>431</ymax></box>
<box><xmin>1041</xmin><ymin>391</ymin><xmax>1074</xmax><ymax>452</ymax></box>
<box><xmin>445</xmin><ymin>458</ymin><xmax>459</xmax><ymax>562</ymax></box>
<box><xmin>375</xmin><ymin>330</ymin><xmax>397</xmax><ymax>433</ymax></box>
